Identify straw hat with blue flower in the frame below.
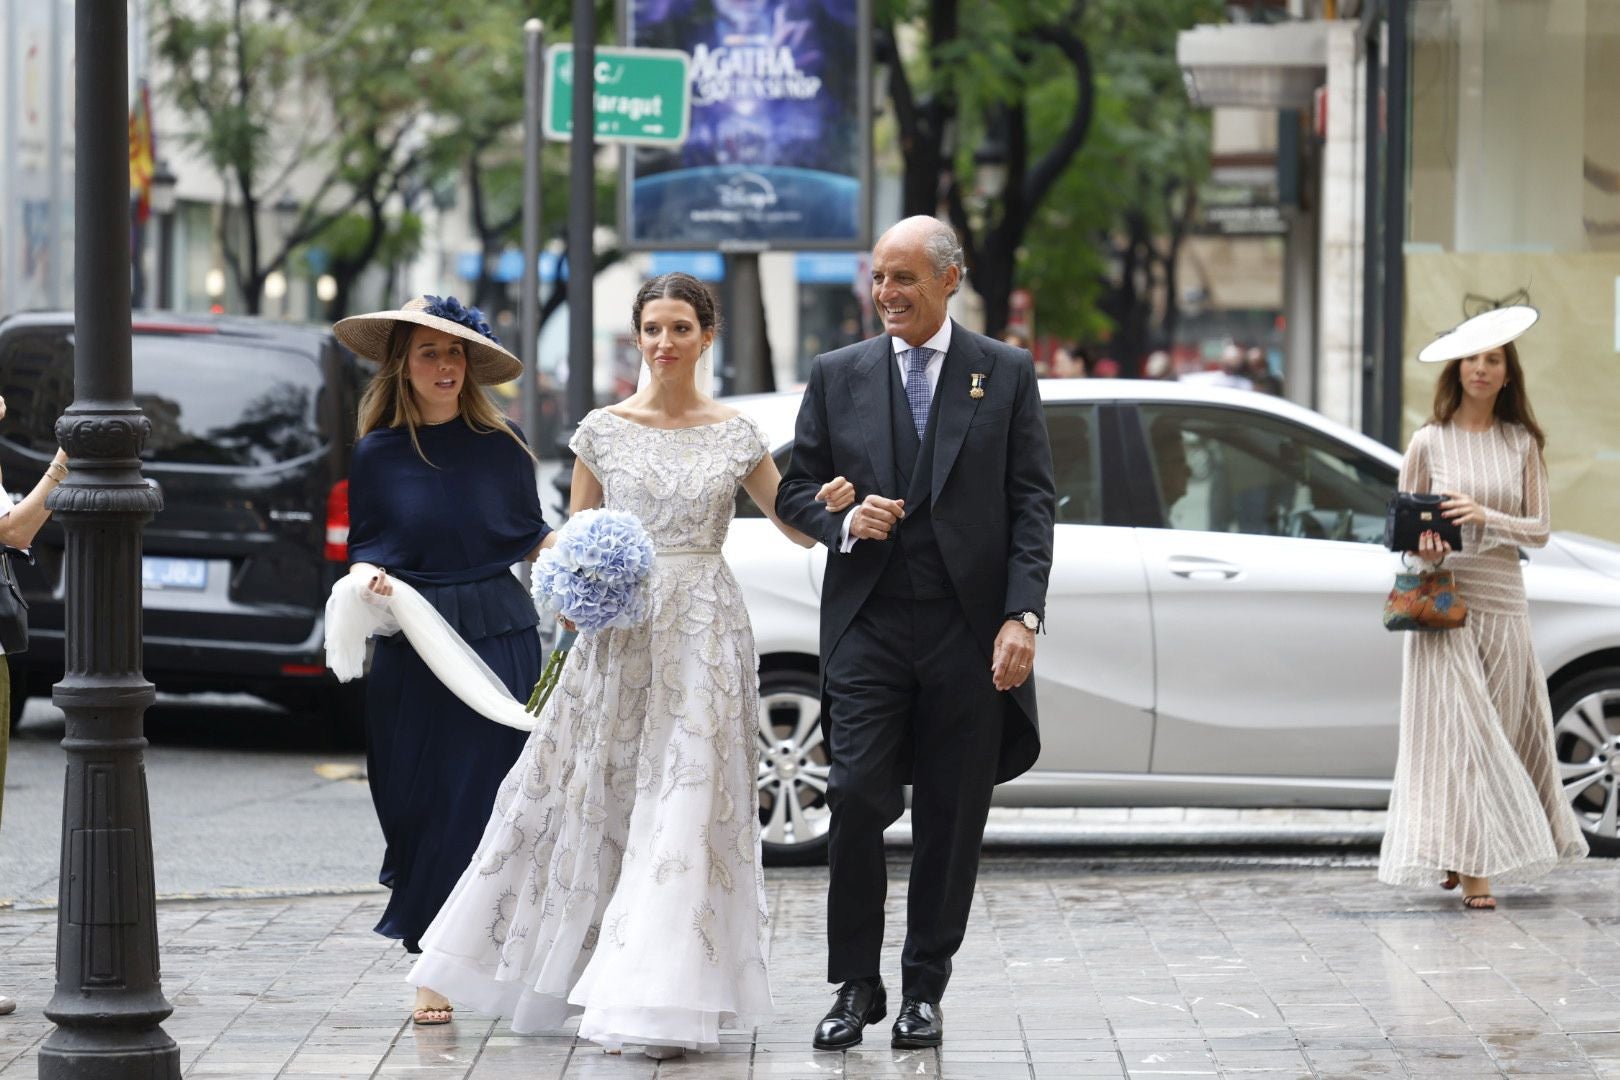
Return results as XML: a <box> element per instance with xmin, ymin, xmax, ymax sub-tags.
<box><xmin>333</xmin><ymin>294</ymin><xmax>523</xmax><ymax>385</ymax></box>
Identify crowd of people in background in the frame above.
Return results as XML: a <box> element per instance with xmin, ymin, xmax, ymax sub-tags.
<box><xmin>1002</xmin><ymin>332</ymin><xmax>1283</xmax><ymax>396</ymax></box>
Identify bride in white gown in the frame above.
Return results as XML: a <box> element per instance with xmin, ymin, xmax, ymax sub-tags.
<box><xmin>407</xmin><ymin>272</ymin><xmax>851</xmax><ymax>1058</ymax></box>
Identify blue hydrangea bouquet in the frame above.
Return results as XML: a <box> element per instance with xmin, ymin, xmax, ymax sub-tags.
<box><xmin>526</xmin><ymin>509</ymin><xmax>656</xmax><ymax>715</ymax></box>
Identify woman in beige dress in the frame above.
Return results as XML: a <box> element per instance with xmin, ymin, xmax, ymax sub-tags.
<box><xmin>1378</xmin><ymin>308</ymin><xmax>1587</xmax><ymax>908</ymax></box>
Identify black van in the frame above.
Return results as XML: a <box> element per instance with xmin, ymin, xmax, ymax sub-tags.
<box><xmin>0</xmin><ymin>312</ymin><xmax>374</xmax><ymax>736</ymax></box>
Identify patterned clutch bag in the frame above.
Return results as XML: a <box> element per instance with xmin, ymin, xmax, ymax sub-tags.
<box><xmin>1383</xmin><ymin>564</ymin><xmax>1468</xmax><ymax>632</ymax></box>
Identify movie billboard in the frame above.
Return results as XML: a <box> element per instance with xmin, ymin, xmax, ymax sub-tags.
<box><xmin>623</xmin><ymin>0</ymin><xmax>871</xmax><ymax>250</ymax></box>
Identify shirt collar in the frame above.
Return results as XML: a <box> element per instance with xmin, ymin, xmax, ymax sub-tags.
<box><xmin>890</xmin><ymin>319</ymin><xmax>952</xmax><ymax>358</ymax></box>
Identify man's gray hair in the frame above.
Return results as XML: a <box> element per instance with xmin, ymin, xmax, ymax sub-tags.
<box><xmin>922</xmin><ymin>223</ymin><xmax>966</xmax><ymax>295</ymax></box>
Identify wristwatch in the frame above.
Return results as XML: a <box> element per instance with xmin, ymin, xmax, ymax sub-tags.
<box><xmin>1006</xmin><ymin>610</ymin><xmax>1041</xmax><ymax>632</ymax></box>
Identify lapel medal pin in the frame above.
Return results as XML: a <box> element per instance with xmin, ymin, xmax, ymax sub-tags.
<box><xmin>969</xmin><ymin>372</ymin><xmax>986</xmax><ymax>399</ymax></box>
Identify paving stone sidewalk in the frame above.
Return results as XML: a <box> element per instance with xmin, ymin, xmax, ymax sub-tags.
<box><xmin>4</xmin><ymin>855</ymin><xmax>1620</xmax><ymax>1079</ymax></box>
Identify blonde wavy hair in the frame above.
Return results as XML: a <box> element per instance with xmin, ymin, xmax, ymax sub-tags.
<box><xmin>356</xmin><ymin>322</ymin><xmax>537</xmax><ymax>465</ymax></box>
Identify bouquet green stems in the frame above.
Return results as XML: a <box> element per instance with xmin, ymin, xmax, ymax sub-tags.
<box><xmin>526</xmin><ymin>628</ymin><xmax>577</xmax><ymax>717</ymax></box>
<box><xmin>526</xmin><ymin>508</ymin><xmax>655</xmax><ymax>718</ymax></box>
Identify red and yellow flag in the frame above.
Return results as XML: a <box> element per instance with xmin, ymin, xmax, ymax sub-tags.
<box><xmin>129</xmin><ymin>81</ymin><xmax>155</xmax><ymax>224</ymax></box>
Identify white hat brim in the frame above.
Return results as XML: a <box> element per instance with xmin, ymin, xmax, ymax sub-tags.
<box><xmin>1417</xmin><ymin>304</ymin><xmax>1539</xmax><ymax>364</ymax></box>
<box><xmin>332</xmin><ymin>309</ymin><xmax>523</xmax><ymax>385</ymax></box>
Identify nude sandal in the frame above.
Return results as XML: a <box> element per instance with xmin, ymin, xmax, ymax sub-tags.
<box><xmin>412</xmin><ymin>1003</ymin><xmax>454</xmax><ymax>1026</ymax></box>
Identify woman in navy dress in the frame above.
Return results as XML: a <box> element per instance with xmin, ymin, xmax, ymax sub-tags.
<box><xmin>334</xmin><ymin>296</ymin><xmax>554</xmax><ymax>1025</ymax></box>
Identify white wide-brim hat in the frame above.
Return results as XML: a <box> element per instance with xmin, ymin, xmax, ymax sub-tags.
<box><xmin>1417</xmin><ymin>304</ymin><xmax>1539</xmax><ymax>364</ymax></box>
<box><xmin>333</xmin><ymin>295</ymin><xmax>522</xmax><ymax>385</ymax></box>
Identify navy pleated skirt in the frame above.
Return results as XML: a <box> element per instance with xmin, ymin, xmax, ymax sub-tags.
<box><xmin>363</xmin><ymin>576</ymin><xmax>539</xmax><ymax>950</ymax></box>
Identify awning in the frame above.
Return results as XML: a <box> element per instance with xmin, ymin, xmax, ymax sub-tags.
<box><xmin>1177</xmin><ymin>21</ymin><xmax>1330</xmax><ymax>110</ymax></box>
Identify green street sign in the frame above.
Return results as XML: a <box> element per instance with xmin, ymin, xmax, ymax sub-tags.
<box><xmin>544</xmin><ymin>45</ymin><xmax>691</xmax><ymax>146</ymax></box>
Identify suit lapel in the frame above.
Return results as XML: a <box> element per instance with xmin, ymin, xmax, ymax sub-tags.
<box><xmin>932</xmin><ymin>322</ymin><xmax>994</xmax><ymax>504</ymax></box>
<box><xmin>845</xmin><ymin>336</ymin><xmax>900</xmax><ymax>494</ymax></box>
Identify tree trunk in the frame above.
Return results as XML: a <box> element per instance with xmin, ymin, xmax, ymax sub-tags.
<box><xmin>882</xmin><ymin>0</ymin><xmax>958</xmax><ymax>221</ymax></box>
<box><xmin>475</xmin><ymin>239</ymin><xmax>504</xmax><ymax>312</ymax></box>
<box><xmin>977</xmin><ymin>243</ymin><xmax>1013</xmax><ymax>339</ymax></box>
<box><xmin>1157</xmin><ymin>181</ymin><xmax>1197</xmax><ymax>348</ymax></box>
<box><xmin>466</xmin><ymin>153</ymin><xmax>518</xmax><ymax>312</ymax></box>
<box><xmin>1099</xmin><ymin>214</ymin><xmax>1145</xmax><ymax>371</ymax></box>
<box><xmin>1160</xmin><ymin>237</ymin><xmax>1180</xmax><ymax>348</ymax></box>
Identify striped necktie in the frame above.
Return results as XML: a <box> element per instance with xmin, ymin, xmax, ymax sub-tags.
<box><xmin>904</xmin><ymin>347</ymin><xmax>932</xmax><ymax>437</ymax></box>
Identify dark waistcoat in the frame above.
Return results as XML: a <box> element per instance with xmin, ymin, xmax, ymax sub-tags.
<box><xmin>872</xmin><ymin>353</ymin><xmax>952</xmax><ymax>600</ymax></box>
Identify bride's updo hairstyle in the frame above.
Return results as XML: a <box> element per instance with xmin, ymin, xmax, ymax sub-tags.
<box><xmin>631</xmin><ymin>272</ymin><xmax>723</xmax><ymax>337</ymax></box>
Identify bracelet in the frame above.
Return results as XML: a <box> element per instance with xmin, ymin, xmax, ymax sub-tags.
<box><xmin>45</xmin><ymin>461</ymin><xmax>68</xmax><ymax>482</ymax></box>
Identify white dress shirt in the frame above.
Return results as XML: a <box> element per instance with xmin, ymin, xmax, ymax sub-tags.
<box><xmin>838</xmin><ymin>321</ymin><xmax>953</xmax><ymax>552</ymax></box>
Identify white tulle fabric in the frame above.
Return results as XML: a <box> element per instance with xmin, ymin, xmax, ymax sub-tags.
<box><xmin>405</xmin><ymin>409</ymin><xmax>774</xmax><ymax>1051</ymax></box>
<box><xmin>324</xmin><ymin>574</ymin><xmax>535</xmax><ymax>731</ymax></box>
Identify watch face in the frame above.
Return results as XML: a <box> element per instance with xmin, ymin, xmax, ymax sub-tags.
<box><xmin>1021</xmin><ymin>612</ymin><xmax>1039</xmax><ymax>631</ymax></box>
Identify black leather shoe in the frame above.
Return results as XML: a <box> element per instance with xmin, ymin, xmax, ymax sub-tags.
<box><xmin>812</xmin><ymin>979</ymin><xmax>887</xmax><ymax>1050</ymax></box>
<box><xmin>891</xmin><ymin>997</ymin><xmax>943</xmax><ymax>1049</ymax></box>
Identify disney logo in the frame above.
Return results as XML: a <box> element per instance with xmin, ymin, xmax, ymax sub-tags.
<box><xmin>716</xmin><ymin>172</ymin><xmax>779</xmax><ymax>213</ymax></box>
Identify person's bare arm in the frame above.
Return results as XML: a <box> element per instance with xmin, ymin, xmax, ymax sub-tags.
<box><xmin>525</xmin><ymin>531</ymin><xmax>560</xmax><ymax>560</ymax></box>
<box><xmin>740</xmin><ymin>456</ymin><xmax>853</xmax><ymax>549</ymax></box>
<box><xmin>570</xmin><ymin>459</ymin><xmax>604</xmax><ymax>515</ymax></box>
<box><xmin>0</xmin><ymin>448</ymin><xmax>69</xmax><ymax>549</ymax></box>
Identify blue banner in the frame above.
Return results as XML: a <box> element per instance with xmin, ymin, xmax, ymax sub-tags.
<box><xmin>625</xmin><ymin>0</ymin><xmax>868</xmax><ymax>249</ymax></box>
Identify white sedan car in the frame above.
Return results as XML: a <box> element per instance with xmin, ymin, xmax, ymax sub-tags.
<box><xmin>722</xmin><ymin>380</ymin><xmax>1620</xmax><ymax>865</ymax></box>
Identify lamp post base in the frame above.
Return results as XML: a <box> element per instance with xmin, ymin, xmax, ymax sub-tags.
<box><xmin>38</xmin><ymin>1030</ymin><xmax>179</xmax><ymax>1080</ymax></box>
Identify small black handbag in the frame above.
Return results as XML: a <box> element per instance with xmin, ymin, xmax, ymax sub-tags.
<box><xmin>0</xmin><ymin>547</ymin><xmax>30</xmax><ymax>655</ymax></box>
<box><xmin>1383</xmin><ymin>492</ymin><xmax>1463</xmax><ymax>554</ymax></box>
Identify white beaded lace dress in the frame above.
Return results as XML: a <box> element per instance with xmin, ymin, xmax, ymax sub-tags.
<box><xmin>1378</xmin><ymin>421</ymin><xmax>1588</xmax><ymax>886</ymax></box>
<box><xmin>407</xmin><ymin>408</ymin><xmax>774</xmax><ymax>1049</ymax></box>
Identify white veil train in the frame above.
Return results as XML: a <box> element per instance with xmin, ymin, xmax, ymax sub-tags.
<box><xmin>325</xmin><ymin>574</ymin><xmax>538</xmax><ymax>731</ymax></box>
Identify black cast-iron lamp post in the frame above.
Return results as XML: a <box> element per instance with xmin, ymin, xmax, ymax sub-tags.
<box><xmin>38</xmin><ymin>5</ymin><xmax>178</xmax><ymax>1077</ymax></box>
<box><xmin>150</xmin><ymin>162</ymin><xmax>178</xmax><ymax>311</ymax></box>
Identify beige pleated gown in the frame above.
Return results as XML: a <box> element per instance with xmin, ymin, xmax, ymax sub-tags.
<box><xmin>1378</xmin><ymin>420</ymin><xmax>1588</xmax><ymax>886</ymax></box>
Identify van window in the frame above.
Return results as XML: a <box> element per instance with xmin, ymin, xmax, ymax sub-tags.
<box><xmin>0</xmin><ymin>329</ymin><xmax>327</xmax><ymax>467</ymax></box>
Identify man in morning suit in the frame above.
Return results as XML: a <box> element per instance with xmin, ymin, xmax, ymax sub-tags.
<box><xmin>775</xmin><ymin>216</ymin><xmax>1056</xmax><ymax>1050</ymax></box>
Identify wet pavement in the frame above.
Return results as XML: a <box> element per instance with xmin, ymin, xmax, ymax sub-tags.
<box><xmin>4</xmin><ymin>853</ymin><xmax>1620</xmax><ymax>1078</ymax></box>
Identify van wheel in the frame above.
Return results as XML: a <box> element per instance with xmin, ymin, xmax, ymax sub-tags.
<box><xmin>1551</xmin><ymin>666</ymin><xmax>1620</xmax><ymax>858</ymax></box>
<box><xmin>756</xmin><ymin>668</ymin><xmax>831</xmax><ymax>867</ymax></box>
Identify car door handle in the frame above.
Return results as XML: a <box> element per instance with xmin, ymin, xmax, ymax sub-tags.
<box><xmin>1167</xmin><ymin>556</ymin><xmax>1242</xmax><ymax>581</ymax></box>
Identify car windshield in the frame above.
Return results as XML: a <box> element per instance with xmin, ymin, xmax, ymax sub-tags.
<box><xmin>130</xmin><ymin>337</ymin><xmax>326</xmax><ymax>466</ymax></box>
<box><xmin>0</xmin><ymin>329</ymin><xmax>328</xmax><ymax>468</ymax></box>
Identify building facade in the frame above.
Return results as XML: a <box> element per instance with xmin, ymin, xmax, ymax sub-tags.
<box><xmin>1400</xmin><ymin>0</ymin><xmax>1620</xmax><ymax>540</ymax></box>
<box><xmin>1183</xmin><ymin>0</ymin><xmax>1620</xmax><ymax>541</ymax></box>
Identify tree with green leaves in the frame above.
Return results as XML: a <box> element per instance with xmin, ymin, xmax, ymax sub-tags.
<box><xmin>879</xmin><ymin>0</ymin><xmax>1219</xmax><ymax>351</ymax></box>
<box><xmin>1063</xmin><ymin>0</ymin><xmax>1215</xmax><ymax>366</ymax></box>
<box><xmin>153</xmin><ymin>0</ymin><xmax>616</xmax><ymax>320</ymax></box>
<box><xmin>879</xmin><ymin>0</ymin><xmax>1094</xmax><ymax>337</ymax></box>
<box><xmin>153</xmin><ymin>0</ymin><xmax>443</xmax><ymax>315</ymax></box>
<box><xmin>417</xmin><ymin>0</ymin><xmax>619</xmax><ymax>329</ymax></box>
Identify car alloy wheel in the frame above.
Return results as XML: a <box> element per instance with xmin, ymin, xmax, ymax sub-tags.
<box><xmin>1551</xmin><ymin>667</ymin><xmax>1620</xmax><ymax>858</ymax></box>
<box><xmin>756</xmin><ymin>669</ymin><xmax>832</xmax><ymax>866</ymax></box>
